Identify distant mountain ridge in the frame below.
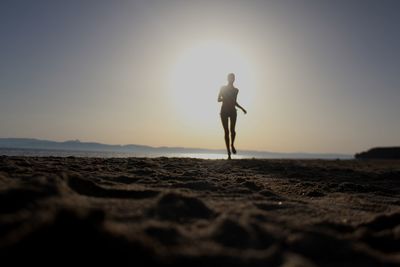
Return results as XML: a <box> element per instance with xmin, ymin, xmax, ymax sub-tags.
<box><xmin>0</xmin><ymin>138</ymin><xmax>352</xmax><ymax>159</ymax></box>
<box><xmin>355</xmin><ymin>147</ymin><xmax>400</xmax><ymax>159</ymax></box>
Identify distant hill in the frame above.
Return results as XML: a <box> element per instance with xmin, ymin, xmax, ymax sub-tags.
<box><xmin>0</xmin><ymin>138</ymin><xmax>352</xmax><ymax>159</ymax></box>
<box><xmin>355</xmin><ymin>147</ymin><xmax>400</xmax><ymax>159</ymax></box>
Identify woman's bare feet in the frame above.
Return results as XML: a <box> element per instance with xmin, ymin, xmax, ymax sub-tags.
<box><xmin>231</xmin><ymin>145</ymin><xmax>236</xmax><ymax>154</ymax></box>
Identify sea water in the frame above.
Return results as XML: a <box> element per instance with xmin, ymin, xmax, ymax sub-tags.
<box><xmin>0</xmin><ymin>148</ymin><xmax>245</xmax><ymax>159</ymax></box>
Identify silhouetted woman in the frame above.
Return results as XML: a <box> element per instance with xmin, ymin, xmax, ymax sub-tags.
<box><xmin>218</xmin><ymin>73</ymin><xmax>247</xmax><ymax>160</ymax></box>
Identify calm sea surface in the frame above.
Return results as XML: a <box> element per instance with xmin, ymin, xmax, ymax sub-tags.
<box><xmin>0</xmin><ymin>148</ymin><xmax>246</xmax><ymax>159</ymax></box>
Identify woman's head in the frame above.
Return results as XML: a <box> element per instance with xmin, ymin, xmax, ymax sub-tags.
<box><xmin>227</xmin><ymin>73</ymin><xmax>235</xmax><ymax>84</ymax></box>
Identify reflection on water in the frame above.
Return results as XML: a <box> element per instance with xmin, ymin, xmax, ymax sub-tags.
<box><xmin>0</xmin><ymin>148</ymin><xmax>247</xmax><ymax>159</ymax></box>
<box><xmin>167</xmin><ymin>153</ymin><xmax>246</xmax><ymax>159</ymax></box>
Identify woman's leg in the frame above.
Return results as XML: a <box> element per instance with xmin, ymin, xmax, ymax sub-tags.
<box><xmin>230</xmin><ymin>112</ymin><xmax>237</xmax><ymax>154</ymax></box>
<box><xmin>220</xmin><ymin>114</ymin><xmax>231</xmax><ymax>159</ymax></box>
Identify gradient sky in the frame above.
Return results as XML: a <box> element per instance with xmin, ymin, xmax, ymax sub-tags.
<box><xmin>1</xmin><ymin>0</ymin><xmax>399</xmax><ymax>154</ymax></box>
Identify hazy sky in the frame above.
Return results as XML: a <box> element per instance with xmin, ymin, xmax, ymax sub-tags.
<box><xmin>1</xmin><ymin>0</ymin><xmax>399</xmax><ymax>154</ymax></box>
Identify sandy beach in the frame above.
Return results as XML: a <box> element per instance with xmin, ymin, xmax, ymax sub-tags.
<box><xmin>0</xmin><ymin>156</ymin><xmax>399</xmax><ymax>266</ymax></box>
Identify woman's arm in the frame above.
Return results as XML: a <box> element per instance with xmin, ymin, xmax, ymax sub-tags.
<box><xmin>218</xmin><ymin>87</ymin><xmax>223</xmax><ymax>102</ymax></box>
<box><xmin>217</xmin><ymin>91</ymin><xmax>223</xmax><ymax>102</ymax></box>
<box><xmin>234</xmin><ymin>88</ymin><xmax>246</xmax><ymax>114</ymax></box>
<box><xmin>236</xmin><ymin>102</ymin><xmax>247</xmax><ymax>114</ymax></box>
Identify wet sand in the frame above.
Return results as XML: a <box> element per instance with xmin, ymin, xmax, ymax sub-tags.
<box><xmin>0</xmin><ymin>156</ymin><xmax>399</xmax><ymax>266</ymax></box>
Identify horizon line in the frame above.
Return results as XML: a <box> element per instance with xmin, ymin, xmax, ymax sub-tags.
<box><xmin>0</xmin><ymin>137</ymin><xmax>354</xmax><ymax>157</ymax></box>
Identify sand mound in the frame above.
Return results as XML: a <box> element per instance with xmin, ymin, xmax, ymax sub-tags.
<box><xmin>148</xmin><ymin>192</ymin><xmax>215</xmax><ymax>222</ymax></box>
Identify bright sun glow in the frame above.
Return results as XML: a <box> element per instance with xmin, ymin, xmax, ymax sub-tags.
<box><xmin>169</xmin><ymin>41</ymin><xmax>255</xmax><ymax>130</ymax></box>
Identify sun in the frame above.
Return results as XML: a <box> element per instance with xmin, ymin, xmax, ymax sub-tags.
<box><xmin>169</xmin><ymin>41</ymin><xmax>255</xmax><ymax>130</ymax></box>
